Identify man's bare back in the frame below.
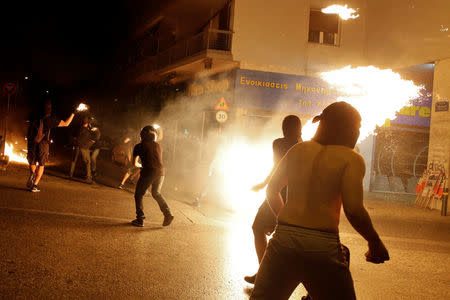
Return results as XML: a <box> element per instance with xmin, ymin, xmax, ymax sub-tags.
<box><xmin>276</xmin><ymin>140</ymin><xmax>365</xmax><ymax>233</ymax></box>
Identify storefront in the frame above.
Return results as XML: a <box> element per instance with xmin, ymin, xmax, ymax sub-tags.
<box><xmin>180</xmin><ymin>68</ymin><xmax>431</xmax><ymax>193</ymax></box>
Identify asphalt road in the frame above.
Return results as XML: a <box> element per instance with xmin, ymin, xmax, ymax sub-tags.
<box><xmin>0</xmin><ymin>164</ymin><xmax>449</xmax><ymax>299</ymax></box>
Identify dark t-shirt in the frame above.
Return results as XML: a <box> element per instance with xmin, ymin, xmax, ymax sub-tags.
<box><xmin>272</xmin><ymin>137</ymin><xmax>300</xmax><ymax>164</ymax></box>
<box><xmin>133</xmin><ymin>140</ymin><xmax>165</xmax><ymax>176</ymax></box>
<box><xmin>27</xmin><ymin>115</ymin><xmax>60</xmax><ymax>144</ymax></box>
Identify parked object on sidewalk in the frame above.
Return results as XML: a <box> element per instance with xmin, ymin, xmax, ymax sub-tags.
<box><xmin>415</xmin><ymin>161</ymin><xmax>447</xmax><ymax>210</ymax></box>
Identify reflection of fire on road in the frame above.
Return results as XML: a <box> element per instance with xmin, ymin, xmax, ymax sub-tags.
<box><xmin>215</xmin><ymin>66</ymin><xmax>422</xmax><ymax>212</ymax></box>
<box><xmin>4</xmin><ymin>142</ymin><xmax>28</xmax><ymax>164</ymax></box>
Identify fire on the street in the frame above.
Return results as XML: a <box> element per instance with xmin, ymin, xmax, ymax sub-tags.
<box><xmin>322</xmin><ymin>4</ymin><xmax>359</xmax><ymax>20</ymax></box>
<box><xmin>4</xmin><ymin>142</ymin><xmax>28</xmax><ymax>164</ymax></box>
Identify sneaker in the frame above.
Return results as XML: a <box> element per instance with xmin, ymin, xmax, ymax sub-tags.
<box><xmin>30</xmin><ymin>185</ymin><xmax>40</xmax><ymax>193</ymax></box>
<box><xmin>244</xmin><ymin>274</ymin><xmax>257</xmax><ymax>284</ymax></box>
<box><xmin>26</xmin><ymin>173</ymin><xmax>35</xmax><ymax>189</ymax></box>
<box><xmin>162</xmin><ymin>214</ymin><xmax>174</xmax><ymax>227</ymax></box>
<box><xmin>131</xmin><ymin>219</ymin><xmax>144</xmax><ymax>227</ymax></box>
<box><xmin>118</xmin><ymin>184</ymin><xmax>124</xmax><ymax>190</ymax></box>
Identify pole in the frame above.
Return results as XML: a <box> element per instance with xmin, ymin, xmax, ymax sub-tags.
<box><xmin>199</xmin><ymin>111</ymin><xmax>206</xmax><ymax>161</ymax></box>
<box><xmin>4</xmin><ymin>94</ymin><xmax>10</xmax><ymax>142</ymax></box>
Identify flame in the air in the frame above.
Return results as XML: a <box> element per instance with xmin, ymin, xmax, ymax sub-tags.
<box><xmin>4</xmin><ymin>142</ymin><xmax>28</xmax><ymax>164</ymax></box>
<box><xmin>302</xmin><ymin>66</ymin><xmax>423</xmax><ymax>142</ymax></box>
<box><xmin>76</xmin><ymin>103</ymin><xmax>88</xmax><ymax>112</ymax></box>
<box><xmin>322</xmin><ymin>4</ymin><xmax>359</xmax><ymax>20</ymax></box>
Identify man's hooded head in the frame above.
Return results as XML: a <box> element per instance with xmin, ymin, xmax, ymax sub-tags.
<box><xmin>312</xmin><ymin>101</ymin><xmax>361</xmax><ymax>148</ymax></box>
<box><xmin>282</xmin><ymin>115</ymin><xmax>302</xmax><ymax>141</ymax></box>
<box><xmin>140</xmin><ymin>125</ymin><xmax>157</xmax><ymax>142</ymax></box>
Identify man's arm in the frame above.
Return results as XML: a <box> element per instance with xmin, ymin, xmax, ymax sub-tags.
<box><xmin>58</xmin><ymin>113</ymin><xmax>75</xmax><ymax>127</ymax></box>
<box><xmin>342</xmin><ymin>154</ymin><xmax>389</xmax><ymax>264</ymax></box>
<box><xmin>266</xmin><ymin>155</ymin><xmax>288</xmax><ymax>215</ymax></box>
<box><xmin>252</xmin><ymin>140</ymin><xmax>279</xmax><ymax>191</ymax></box>
<box><xmin>133</xmin><ymin>156</ymin><xmax>141</xmax><ymax>168</ymax></box>
<box><xmin>251</xmin><ymin>166</ymin><xmax>275</xmax><ymax>191</ymax></box>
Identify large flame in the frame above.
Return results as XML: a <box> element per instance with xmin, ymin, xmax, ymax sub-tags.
<box><xmin>4</xmin><ymin>142</ymin><xmax>28</xmax><ymax>164</ymax></box>
<box><xmin>302</xmin><ymin>66</ymin><xmax>423</xmax><ymax>142</ymax></box>
<box><xmin>322</xmin><ymin>4</ymin><xmax>359</xmax><ymax>20</ymax></box>
<box><xmin>215</xmin><ymin>138</ymin><xmax>272</xmax><ymax>212</ymax></box>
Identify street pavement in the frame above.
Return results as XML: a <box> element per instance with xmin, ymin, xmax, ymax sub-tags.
<box><xmin>0</xmin><ymin>163</ymin><xmax>449</xmax><ymax>299</ymax></box>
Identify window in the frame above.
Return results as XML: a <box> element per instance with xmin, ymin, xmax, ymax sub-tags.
<box><xmin>308</xmin><ymin>10</ymin><xmax>339</xmax><ymax>46</ymax></box>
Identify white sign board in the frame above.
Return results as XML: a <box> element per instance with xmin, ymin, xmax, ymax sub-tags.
<box><xmin>216</xmin><ymin>111</ymin><xmax>228</xmax><ymax>123</ymax></box>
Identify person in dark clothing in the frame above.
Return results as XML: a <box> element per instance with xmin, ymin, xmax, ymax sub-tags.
<box><xmin>131</xmin><ymin>125</ymin><xmax>174</xmax><ymax>227</ymax></box>
<box><xmin>245</xmin><ymin>115</ymin><xmax>302</xmax><ymax>284</ymax></box>
<box><xmin>89</xmin><ymin>122</ymin><xmax>101</xmax><ymax>180</ymax></box>
<box><xmin>69</xmin><ymin>117</ymin><xmax>96</xmax><ymax>181</ymax></box>
<box><xmin>27</xmin><ymin>101</ymin><xmax>75</xmax><ymax>192</ymax></box>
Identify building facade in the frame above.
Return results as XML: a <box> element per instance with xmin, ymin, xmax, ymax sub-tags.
<box><xmin>124</xmin><ymin>0</ymin><xmax>449</xmax><ymax>202</ymax></box>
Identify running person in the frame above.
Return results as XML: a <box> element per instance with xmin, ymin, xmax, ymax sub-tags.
<box><xmin>245</xmin><ymin>115</ymin><xmax>302</xmax><ymax>284</ymax></box>
<box><xmin>250</xmin><ymin>102</ymin><xmax>389</xmax><ymax>300</ymax></box>
<box><xmin>131</xmin><ymin>126</ymin><xmax>174</xmax><ymax>227</ymax></box>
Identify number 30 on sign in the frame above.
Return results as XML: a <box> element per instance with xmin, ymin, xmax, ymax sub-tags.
<box><xmin>216</xmin><ymin>111</ymin><xmax>228</xmax><ymax>123</ymax></box>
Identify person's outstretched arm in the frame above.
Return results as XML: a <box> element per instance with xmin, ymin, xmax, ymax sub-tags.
<box><xmin>58</xmin><ymin>113</ymin><xmax>75</xmax><ymax>127</ymax></box>
<box><xmin>266</xmin><ymin>155</ymin><xmax>288</xmax><ymax>215</ymax></box>
<box><xmin>342</xmin><ymin>154</ymin><xmax>390</xmax><ymax>264</ymax></box>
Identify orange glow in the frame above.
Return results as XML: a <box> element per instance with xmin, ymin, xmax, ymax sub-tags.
<box><xmin>322</xmin><ymin>4</ymin><xmax>359</xmax><ymax>20</ymax></box>
<box><xmin>4</xmin><ymin>142</ymin><xmax>28</xmax><ymax>164</ymax></box>
<box><xmin>76</xmin><ymin>103</ymin><xmax>88</xmax><ymax>112</ymax></box>
<box><xmin>302</xmin><ymin>66</ymin><xmax>422</xmax><ymax>142</ymax></box>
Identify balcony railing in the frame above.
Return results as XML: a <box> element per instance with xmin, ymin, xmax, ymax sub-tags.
<box><xmin>133</xmin><ymin>29</ymin><xmax>233</xmax><ymax>78</ymax></box>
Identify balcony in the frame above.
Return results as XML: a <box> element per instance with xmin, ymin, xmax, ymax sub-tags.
<box><xmin>131</xmin><ymin>29</ymin><xmax>235</xmax><ymax>83</ymax></box>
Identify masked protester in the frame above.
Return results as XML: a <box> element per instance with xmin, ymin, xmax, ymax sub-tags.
<box><xmin>131</xmin><ymin>126</ymin><xmax>174</xmax><ymax>227</ymax></box>
<box><xmin>26</xmin><ymin>100</ymin><xmax>75</xmax><ymax>192</ymax></box>
<box><xmin>250</xmin><ymin>102</ymin><xmax>389</xmax><ymax>300</ymax></box>
<box><xmin>69</xmin><ymin>117</ymin><xmax>96</xmax><ymax>182</ymax></box>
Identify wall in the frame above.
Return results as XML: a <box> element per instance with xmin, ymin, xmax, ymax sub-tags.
<box><xmin>232</xmin><ymin>0</ymin><xmax>368</xmax><ymax>77</ymax></box>
<box><xmin>367</xmin><ymin>0</ymin><xmax>450</xmax><ymax>68</ymax></box>
<box><xmin>428</xmin><ymin>58</ymin><xmax>450</xmax><ymax>211</ymax></box>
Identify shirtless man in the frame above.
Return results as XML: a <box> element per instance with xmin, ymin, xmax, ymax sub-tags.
<box><xmin>251</xmin><ymin>102</ymin><xmax>389</xmax><ymax>300</ymax></box>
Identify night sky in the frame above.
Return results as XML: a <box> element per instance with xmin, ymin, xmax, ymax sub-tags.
<box><xmin>0</xmin><ymin>1</ymin><xmax>131</xmax><ymax>94</ymax></box>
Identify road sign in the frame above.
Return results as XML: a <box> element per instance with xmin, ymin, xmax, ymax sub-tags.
<box><xmin>216</xmin><ymin>111</ymin><xmax>228</xmax><ymax>123</ymax></box>
<box><xmin>2</xmin><ymin>82</ymin><xmax>17</xmax><ymax>96</ymax></box>
<box><xmin>214</xmin><ymin>97</ymin><xmax>229</xmax><ymax>111</ymax></box>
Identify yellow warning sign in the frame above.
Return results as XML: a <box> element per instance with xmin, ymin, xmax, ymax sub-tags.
<box><xmin>214</xmin><ymin>97</ymin><xmax>229</xmax><ymax>111</ymax></box>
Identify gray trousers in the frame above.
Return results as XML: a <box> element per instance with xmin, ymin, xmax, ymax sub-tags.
<box><xmin>70</xmin><ymin>148</ymin><xmax>99</xmax><ymax>179</ymax></box>
<box><xmin>251</xmin><ymin>224</ymin><xmax>356</xmax><ymax>300</ymax></box>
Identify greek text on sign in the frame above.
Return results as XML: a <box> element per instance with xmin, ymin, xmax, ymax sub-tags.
<box><xmin>216</xmin><ymin>111</ymin><xmax>228</xmax><ymax>123</ymax></box>
<box><xmin>215</xmin><ymin>97</ymin><xmax>229</xmax><ymax>111</ymax></box>
<box><xmin>2</xmin><ymin>82</ymin><xmax>17</xmax><ymax>96</ymax></box>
